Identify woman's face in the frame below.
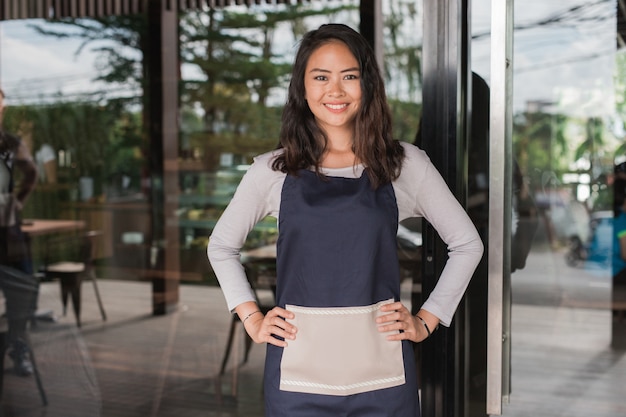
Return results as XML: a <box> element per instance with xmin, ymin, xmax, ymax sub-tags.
<box><xmin>304</xmin><ymin>41</ymin><xmax>362</xmax><ymax>136</ymax></box>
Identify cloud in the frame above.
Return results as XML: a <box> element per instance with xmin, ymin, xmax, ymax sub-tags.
<box><xmin>0</xmin><ymin>20</ymin><xmax>103</xmax><ymax>103</ymax></box>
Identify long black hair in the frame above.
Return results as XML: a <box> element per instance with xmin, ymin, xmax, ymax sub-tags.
<box><xmin>272</xmin><ymin>23</ymin><xmax>404</xmax><ymax>188</ymax></box>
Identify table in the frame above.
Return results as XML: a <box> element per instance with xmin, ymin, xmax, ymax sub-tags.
<box><xmin>21</xmin><ymin>219</ymin><xmax>86</xmax><ymax>236</ymax></box>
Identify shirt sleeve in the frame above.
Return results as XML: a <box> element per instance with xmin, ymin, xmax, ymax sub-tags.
<box><xmin>207</xmin><ymin>152</ymin><xmax>284</xmax><ymax>311</ymax></box>
<box><xmin>394</xmin><ymin>142</ymin><xmax>484</xmax><ymax>327</ymax></box>
<box><xmin>14</xmin><ymin>140</ymin><xmax>38</xmax><ymax>204</ymax></box>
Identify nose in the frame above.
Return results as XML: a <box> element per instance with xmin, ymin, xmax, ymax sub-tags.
<box><xmin>327</xmin><ymin>79</ymin><xmax>345</xmax><ymax>97</ymax></box>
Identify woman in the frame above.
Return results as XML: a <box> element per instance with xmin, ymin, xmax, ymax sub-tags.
<box><xmin>208</xmin><ymin>23</ymin><xmax>483</xmax><ymax>416</ymax></box>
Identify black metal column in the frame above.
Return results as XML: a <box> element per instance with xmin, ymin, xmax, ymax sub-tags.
<box><xmin>146</xmin><ymin>0</ymin><xmax>180</xmax><ymax>315</ymax></box>
<box><xmin>420</xmin><ymin>1</ymin><xmax>471</xmax><ymax>416</ymax></box>
<box><xmin>359</xmin><ymin>0</ymin><xmax>384</xmax><ymax>69</ymax></box>
<box><xmin>359</xmin><ymin>0</ymin><xmax>376</xmax><ymax>46</ymax></box>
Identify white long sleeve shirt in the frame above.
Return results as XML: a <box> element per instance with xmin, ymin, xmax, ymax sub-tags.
<box><xmin>207</xmin><ymin>142</ymin><xmax>483</xmax><ymax>327</ymax></box>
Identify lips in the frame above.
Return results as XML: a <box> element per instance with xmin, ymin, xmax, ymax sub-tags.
<box><xmin>324</xmin><ymin>103</ymin><xmax>348</xmax><ymax>111</ymax></box>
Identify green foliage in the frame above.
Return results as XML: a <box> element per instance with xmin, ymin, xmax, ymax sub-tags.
<box><xmin>4</xmin><ymin>101</ymin><xmax>143</xmax><ymax>193</ymax></box>
<box><xmin>513</xmin><ymin>111</ymin><xmax>569</xmax><ymax>192</ymax></box>
<box><xmin>22</xmin><ymin>4</ymin><xmax>422</xmax><ymax>195</ymax></box>
<box><xmin>388</xmin><ymin>99</ymin><xmax>422</xmax><ymax>143</ymax></box>
<box><xmin>383</xmin><ymin>0</ymin><xmax>422</xmax><ymax>101</ymax></box>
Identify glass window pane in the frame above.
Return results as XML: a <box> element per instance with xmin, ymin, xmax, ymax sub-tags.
<box><xmin>472</xmin><ymin>0</ymin><xmax>625</xmax><ymax>415</ymax></box>
<box><xmin>0</xmin><ymin>3</ymin><xmax>423</xmax><ymax>415</ymax></box>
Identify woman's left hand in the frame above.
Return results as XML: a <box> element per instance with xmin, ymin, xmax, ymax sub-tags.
<box><xmin>376</xmin><ymin>302</ymin><xmax>437</xmax><ymax>343</ymax></box>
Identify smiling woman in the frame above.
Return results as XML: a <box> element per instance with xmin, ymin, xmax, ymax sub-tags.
<box><xmin>303</xmin><ymin>40</ymin><xmax>362</xmax><ymax>168</ymax></box>
<box><xmin>208</xmin><ymin>23</ymin><xmax>483</xmax><ymax>417</ymax></box>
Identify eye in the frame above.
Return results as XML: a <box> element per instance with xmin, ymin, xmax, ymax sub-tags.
<box><xmin>313</xmin><ymin>75</ymin><xmax>328</xmax><ymax>81</ymax></box>
<box><xmin>344</xmin><ymin>74</ymin><xmax>360</xmax><ymax>80</ymax></box>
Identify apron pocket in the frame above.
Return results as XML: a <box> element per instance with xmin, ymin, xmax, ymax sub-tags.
<box><xmin>279</xmin><ymin>298</ymin><xmax>405</xmax><ymax>396</ymax></box>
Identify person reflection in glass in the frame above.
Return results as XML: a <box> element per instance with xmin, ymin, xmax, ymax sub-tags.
<box><xmin>0</xmin><ymin>88</ymin><xmax>39</xmax><ymax>376</ymax></box>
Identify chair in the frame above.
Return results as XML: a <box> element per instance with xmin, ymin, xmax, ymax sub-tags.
<box><xmin>0</xmin><ymin>265</ymin><xmax>47</xmax><ymax>405</ymax></box>
<box><xmin>41</xmin><ymin>230</ymin><xmax>107</xmax><ymax>327</ymax></box>
<box><xmin>217</xmin><ymin>261</ymin><xmax>276</xmax><ymax>397</ymax></box>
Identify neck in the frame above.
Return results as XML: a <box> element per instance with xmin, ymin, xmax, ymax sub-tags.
<box><xmin>320</xmin><ymin>126</ymin><xmax>357</xmax><ymax>168</ymax></box>
<box><xmin>322</xmin><ymin>143</ymin><xmax>357</xmax><ymax>168</ymax></box>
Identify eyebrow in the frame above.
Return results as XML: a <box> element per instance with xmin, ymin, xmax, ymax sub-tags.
<box><xmin>308</xmin><ymin>67</ymin><xmax>360</xmax><ymax>73</ymax></box>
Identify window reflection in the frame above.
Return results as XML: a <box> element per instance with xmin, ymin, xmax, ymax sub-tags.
<box><xmin>473</xmin><ymin>0</ymin><xmax>626</xmax><ymax>415</ymax></box>
<box><xmin>0</xmin><ymin>3</ymin><xmax>425</xmax><ymax>415</ymax></box>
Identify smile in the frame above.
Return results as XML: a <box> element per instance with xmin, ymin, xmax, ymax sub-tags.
<box><xmin>324</xmin><ymin>103</ymin><xmax>348</xmax><ymax>110</ymax></box>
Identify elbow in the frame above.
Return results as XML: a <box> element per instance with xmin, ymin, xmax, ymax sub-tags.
<box><xmin>206</xmin><ymin>238</ymin><xmax>219</xmax><ymax>263</ymax></box>
<box><xmin>476</xmin><ymin>237</ymin><xmax>485</xmax><ymax>258</ymax></box>
<box><xmin>466</xmin><ymin>230</ymin><xmax>485</xmax><ymax>259</ymax></box>
<box><xmin>455</xmin><ymin>231</ymin><xmax>484</xmax><ymax>266</ymax></box>
<box><xmin>206</xmin><ymin>236</ymin><xmax>240</xmax><ymax>264</ymax></box>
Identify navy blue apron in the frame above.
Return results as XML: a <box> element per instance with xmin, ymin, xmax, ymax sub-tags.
<box><xmin>263</xmin><ymin>169</ymin><xmax>420</xmax><ymax>416</ymax></box>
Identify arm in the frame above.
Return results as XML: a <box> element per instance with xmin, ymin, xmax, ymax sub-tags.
<box><xmin>13</xmin><ymin>140</ymin><xmax>38</xmax><ymax>208</ymax></box>
<box><xmin>207</xmin><ymin>153</ymin><xmax>296</xmax><ymax>346</ymax></box>
<box><xmin>382</xmin><ymin>144</ymin><xmax>483</xmax><ymax>341</ymax></box>
<box><xmin>207</xmin><ymin>161</ymin><xmax>274</xmax><ymax>311</ymax></box>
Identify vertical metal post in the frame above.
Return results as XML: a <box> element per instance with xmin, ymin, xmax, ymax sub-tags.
<box><xmin>487</xmin><ymin>0</ymin><xmax>513</xmax><ymax>414</ymax></box>
<box><xmin>359</xmin><ymin>0</ymin><xmax>384</xmax><ymax>73</ymax></box>
<box><xmin>421</xmin><ymin>0</ymin><xmax>470</xmax><ymax>416</ymax></box>
<box><xmin>146</xmin><ymin>0</ymin><xmax>180</xmax><ymax>315</ymax></box>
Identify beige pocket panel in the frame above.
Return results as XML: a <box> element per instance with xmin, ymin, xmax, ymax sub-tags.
<box><xmin>279</xmin><ymin>299</ymin><xmax>405</xmax><ymax>396</ymax></box>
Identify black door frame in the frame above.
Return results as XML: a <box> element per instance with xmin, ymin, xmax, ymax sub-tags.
<box><xmin>420</xmin><ymin>1</ymin><xmax>473</xmax><ymax>416</ymax></box>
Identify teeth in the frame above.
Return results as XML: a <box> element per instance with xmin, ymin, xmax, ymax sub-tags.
<box><xmin>326</xmin><ymin>104</ymin><xmax>347</xmax><ymax>110</ymax></box>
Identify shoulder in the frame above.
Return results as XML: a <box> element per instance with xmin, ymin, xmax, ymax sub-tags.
<box><xmin>248</xmin><ymin>149</ymin><xmax>284</xmax><ymax>178</ymax></box>
<box><xmin>239</xmin><ymin>149</ymin><xmax>286</xmax><ymax>191</ymax></box>
<box><xmin>393</xmin><ymin>141</ymin><xmax>450</xmax><ymax>219</ymax></box>
<box><xmin>399</xmin><ymin>141</ymin><xmax>430</xmax><ymax>164</ymax></box>
<box><xmin>252</xmin><ymin>148</ymin><xmax>283</xmax><ymax>167</ymax></box>
<box><xmin>397</xmin><ymin>141</ymin><xmax>434</xmax><ymax>178</ymax></box>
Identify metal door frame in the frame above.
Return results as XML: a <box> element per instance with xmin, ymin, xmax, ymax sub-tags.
<box><xmin>420</xmin><ymin>0</ymin><xmax>513</xmax><ymax>415</ymax></box>
<box><xmin>487</xmin><ymin>0</ymin><xmax>513</xmax><ymax>414</ymax></box>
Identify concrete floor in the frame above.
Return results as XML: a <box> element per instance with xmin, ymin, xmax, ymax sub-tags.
<box><xmin>1</xmin><ymin>249</ymin><xmax>625</xmax><ymax>417</ymax></box>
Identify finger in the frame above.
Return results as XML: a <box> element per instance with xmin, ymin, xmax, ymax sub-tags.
<box><xmin>261</xmin><ymin>323</ymin><xmax>297</xmax><ymax>347</ymax></box>
<box><xmin>269</xmin><ymin>325</ymin><xmax>297</xmax><ymax>341</ymax></box>
<box><xmin>266</xmin><ymin>314</ymin><xmax>298</xmax><ymax>335</ymax></box>
<box><xmin>376</xmin><ymin>309</ymin><xmax>403</xmax><ymax>324</ymax></box>
<box><xmin>386</xmin><ymin>331</ymin><xmax>412</xmax><ymax>342</ymax></box>
<box><xmin>265</xmin><ymin>334</ymin><xmax>289</xmax><ymax>347</ymax></box>
<box><xmin>379</xmin><ymin>301</ymin><xmax>404</xmax><ymax>312</ymax></box>
<box><xmin>377</xmin><ymin>318</ymin><xmax>407</xmax><ymax>333</ymax></box>
<box><xmin>269</xmin><ymin>306</ymin><xmax>295</xmax><ymax>320</ymax></box>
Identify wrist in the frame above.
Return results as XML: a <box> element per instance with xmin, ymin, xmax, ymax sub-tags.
<box><xmin>241</xmin><ymin>310</ymin><xmax>261</xmax><ymax>325</ymax></box>
<box><xmin>416</xmin><ymin>315</ymin><xmax>438</xmax><ymax>338</ymax></box>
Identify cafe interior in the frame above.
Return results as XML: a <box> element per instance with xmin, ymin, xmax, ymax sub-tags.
<box><xmin>1</xmin><ymin>0</ymin><xmax>626</xmax><ymax>416</ymax></box>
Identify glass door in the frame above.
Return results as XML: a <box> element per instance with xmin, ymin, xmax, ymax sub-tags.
<box><xmin>473</xmin><ymin>1</ymin><xmax>626</xmax><ymax>415</ymax></box>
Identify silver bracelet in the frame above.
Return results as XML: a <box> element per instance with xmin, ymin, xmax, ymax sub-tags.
<box><xmin>242</xmin><ymin>310</ymin><xmax>261</xmax><ymax>325</ymax></box>
<box><xmin>416</xmin><ymin>315</ymin><xmax>433</xmax><ymax>337</ymax></box>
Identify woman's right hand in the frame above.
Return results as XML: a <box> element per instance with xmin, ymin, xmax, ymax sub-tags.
<box><xmin>244</xmin><ymin>306</ymin><xmax>297</xmax><ymax>347</ymax></box>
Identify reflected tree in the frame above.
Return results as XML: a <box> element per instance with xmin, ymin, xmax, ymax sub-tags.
<box><xmin>513</xmin><ymin>110</ymin><xmax>568</xmax><ymax>194</ymax></box>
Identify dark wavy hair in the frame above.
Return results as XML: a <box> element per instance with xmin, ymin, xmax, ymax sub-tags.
<box><xmin>272</xmin><ymin>23</ymin><xmax>404</xmax><ymax>188</ymax></box>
